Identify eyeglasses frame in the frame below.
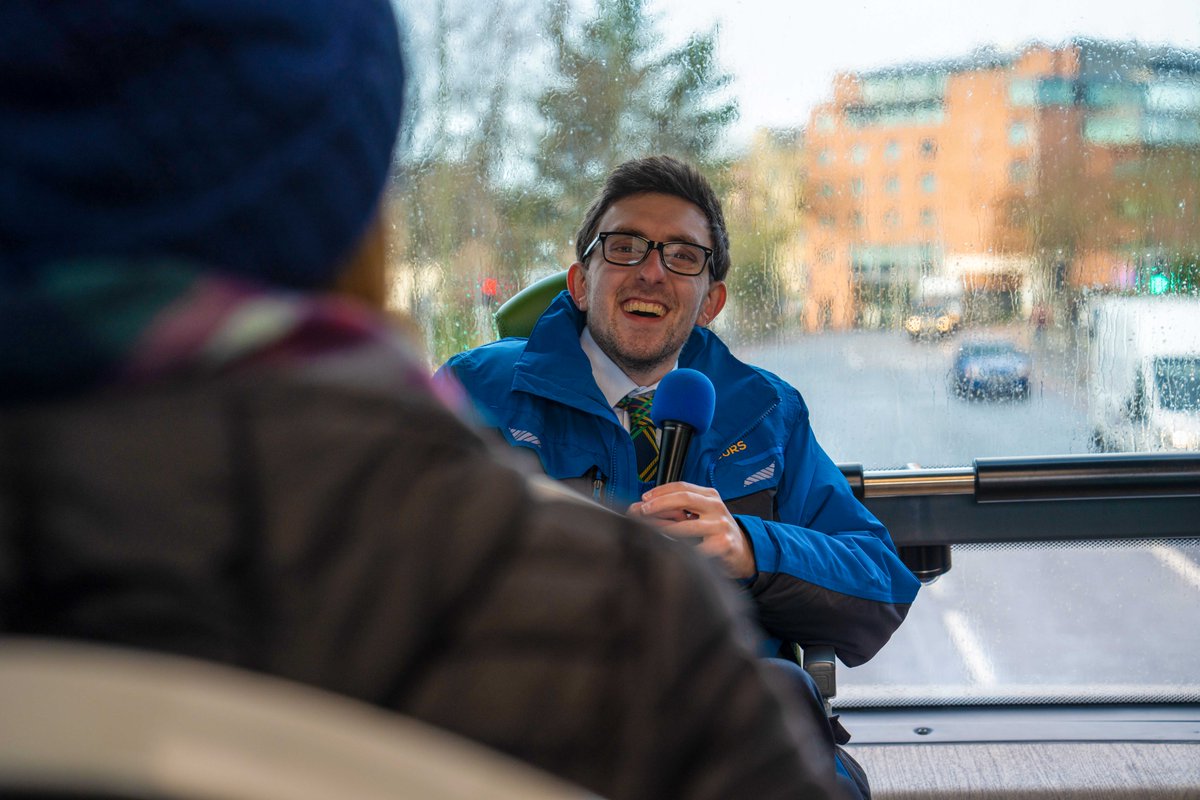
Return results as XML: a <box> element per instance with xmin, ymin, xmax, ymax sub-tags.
<box><xmin>581</xmin><ymin>232</ymin><xmax>714</xmax><ymax>278</ymax></box>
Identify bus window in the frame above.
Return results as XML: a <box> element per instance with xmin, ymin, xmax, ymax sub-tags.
<box><xmin>390</xmin><ymin>0</ymin><xmax>1200</xmax><ymax>710</ymax></box>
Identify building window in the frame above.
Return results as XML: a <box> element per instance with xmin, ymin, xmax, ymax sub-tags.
<box><xmin>883</xmin><ymin>209</ymin><xmax>900</xmax><ymax>228</ymax></box>
<box><xmin>815</xmin><ymin>112</ymin><xmax>836</xmax><ymax>133</ymax></box>
<box><xmin>851</xmin><ymin>211</ymin><xmax>865</xmax><ymax>228</ymax></box>
<box><xmin>820</xmin><ymin>183</ymin><xmax>835</xmax><ymax>198</ymax></box>
<box><xmin>884</xmin><ymin>140</ymin><xmax>901</xmax><ymax>161</ymax></box>
<box><xmin>817</xmin><ymin>149</ymin><xmax>833</xmax><ymax>165</ymax></box>
<box><xmin>1009</xmin><ymin>159</ymin><xmax>1030</xmax><ymax>183</ymax></box>
<box><xmin>851</xmin><ymin>144</ymin><xmax>868</xmax><ymax>164</ymax></box>
<box><xmin>1038</xmin><ymin>77</ymin><xmax>1075</xmax><ymax>106</ymax></box>
<box><xmin>819</xmin><ymin>214</ymin><xmax>836</xmax><ymax>228</ymax></box>
<box><xmin>920</xmin><ymin>173</ymin><xmax>936</xmax><ymax>193</ymax></box>
<box><xmin>920</xmin><ymin>138</ymin><xmax>938</xmax><ymax>158</ymax></box>
<box><xmin>921</xmin><ymin>208</ymin><xmax>937</xmax><ymax>226</ymax></box>
<box><xmin>850</xmin><ymin>177</ymin><xmax>865</xmax><ymax>196</ymax></box>
<box><xmin>1010</xmin><ymin>78</ymin><xmax>1038</xmax><ymax>107</ymax></box>
<box><xmin>1008</xmin><ymin>121</ymin><xmax>1029</xmax><ymax>146</ymax></box>
<box><xmin>884</xmin><ymin>175</ymin><xmax>900</xmax><ymax>194</ymax></box>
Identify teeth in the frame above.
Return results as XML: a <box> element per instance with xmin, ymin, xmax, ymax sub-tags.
<box><xmin>623</xmin><ymin>300</ymin><xmax>665</xmax><ymax>317</ymax></box>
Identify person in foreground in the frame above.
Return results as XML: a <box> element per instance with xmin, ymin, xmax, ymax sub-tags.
<box><xmin>439</xmin><ymin>155</ymin><xmax>923</xmax><ymax>796</ymax></box>
<box><xmin>0</xmin><ymin>2</ymin><xmax>845</xmax><ymax>799</ymax></box>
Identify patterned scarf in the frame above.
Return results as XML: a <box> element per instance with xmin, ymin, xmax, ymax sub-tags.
<box><xmin>0</xmin><ymin>260</ymin><xmax>442</xmax><ymax>408</ymax></box>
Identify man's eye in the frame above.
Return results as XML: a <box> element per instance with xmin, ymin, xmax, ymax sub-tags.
<box><xmin>667</xmin><ymin>247</ymin><xmax>699</xmax><ymax>263</ymax></box>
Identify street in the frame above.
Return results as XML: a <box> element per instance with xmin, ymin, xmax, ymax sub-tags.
<box><xmin>731</xmin><ymin>326</ymin><xmax>1200</xmax><ymax>704</ymax></box>
<box><xmin>735</xmin><ymin>326</ymin><xmax>1091</xmax><ymax>469</ymax></box>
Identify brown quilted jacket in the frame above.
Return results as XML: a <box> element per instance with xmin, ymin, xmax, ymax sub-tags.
<box><xmin>0</xmin><ymin>373</ymin><xmax>841</xmax><ymax>800</ymax></box>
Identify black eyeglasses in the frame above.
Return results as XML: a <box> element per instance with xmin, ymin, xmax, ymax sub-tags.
<box><xmin>582</xmin><ymin>232</ymin><xmax>713</xmax><ymax>277</ymax></box>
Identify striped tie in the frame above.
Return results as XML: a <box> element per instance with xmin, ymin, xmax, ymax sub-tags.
<box><xmin>617</xmin><ymin>391</ymin><xmax>659</xmax><ymax>484</ymax></box>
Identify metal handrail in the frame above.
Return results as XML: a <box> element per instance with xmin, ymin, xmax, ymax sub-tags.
<box><xmin>839</xmin><ymin>453</ymin><xmax>1200</xmax><ymax>503</ymax></box>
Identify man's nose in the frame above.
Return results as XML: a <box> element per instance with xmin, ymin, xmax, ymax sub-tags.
<box><xmin>637</xmin><ymin>246</ymin><xmax>669</xmax><ymax>281</ymax></box>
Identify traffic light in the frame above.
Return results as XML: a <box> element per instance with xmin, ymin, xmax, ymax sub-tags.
<box><xmin>1148</xmin><ymin>272</ymin><xmax>1170</xmax><ymax>295</ymax></box>
<box><xmin>480</xmin><ymin>277</ymin><xmax>498</xmax><ymax>306</ymax></box>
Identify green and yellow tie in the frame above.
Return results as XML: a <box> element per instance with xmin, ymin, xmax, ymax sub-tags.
<box><xmin>618</xmin><ymin>391</ymin><xmax>659</xmax><ymax>484</ymax></box>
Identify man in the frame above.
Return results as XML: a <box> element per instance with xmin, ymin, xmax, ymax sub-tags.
<box><xmin>440</xmin><ymin>157</ymin><xmax>919</xmax><ymax>797</ymax></box>
<box><xmin>0</xmin><ymin>4</ymin><xmax>844</xmax><ymax>799</ymax></box>
<box><xmin>440</xmin><ymin>155</ymin><xmax>920</xmax><ymax>681</ymax></box>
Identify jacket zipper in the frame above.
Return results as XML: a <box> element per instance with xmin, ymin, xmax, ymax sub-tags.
<box><xmin>607</xmin><ymin>439</ymin><xmax>620</xmax><ymax>505</ymax></box>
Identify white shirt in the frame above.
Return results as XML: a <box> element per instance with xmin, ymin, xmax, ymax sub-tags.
<box><xmin>579</xmin><ymin>327</ymin><xmax>675</xmax><ymax>433</ymax></box>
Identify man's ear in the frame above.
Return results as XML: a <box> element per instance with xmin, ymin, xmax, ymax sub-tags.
<box><xmin>696</xmin><ymin>280</ymin><xmax>727</xmax><ymax>327</ymax></box>
<box><xmin>566</xmin><ymin>262</ymin><xmax>589</xmax><ymax>311</ymax></box>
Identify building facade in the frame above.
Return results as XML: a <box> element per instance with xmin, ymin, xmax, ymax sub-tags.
<box><xmin>800</xmin><ymin>40</ymin><xmax>1200</xmax><ymax>331</ymax></box>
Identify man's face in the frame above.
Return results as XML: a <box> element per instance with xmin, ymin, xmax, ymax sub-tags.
<box><xmin>568</xmin><ymin>192</ymin><xmax>726</xmax><ymax>385</ymax></box>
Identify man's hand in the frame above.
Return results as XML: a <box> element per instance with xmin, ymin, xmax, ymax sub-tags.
<box><xmin>629</xmin><ymin>482</ymin><xmax>756</xmax><ymax>580</ymax></box>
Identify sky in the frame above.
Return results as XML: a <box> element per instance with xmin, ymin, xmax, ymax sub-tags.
<box><xmin>655</xmin><ymin>0</ymin><xmax>1200</xmax><ymax>148</ymax></box>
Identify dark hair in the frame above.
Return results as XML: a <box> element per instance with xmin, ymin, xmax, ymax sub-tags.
<box><xmin>574</xmin><ymin>156</ymin><xmax>731</xmax><ymax>281</ymax></box>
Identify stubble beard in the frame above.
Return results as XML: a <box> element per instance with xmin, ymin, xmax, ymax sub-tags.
<box><xmin>589</xmin><ymin>317</ymin><xmax>689</xmax><ymax>383</ymax></box>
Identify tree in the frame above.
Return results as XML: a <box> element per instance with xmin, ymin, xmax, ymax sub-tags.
<box><xmin>723</xmin><ymin>129</ymin><xmax>809</xmax><ymax>339</ymax></box>
<box><xmin>534</xmin><ymin>0</ymin><xmax>737</xmax><ymax>230</ymax></box>
<box><xmin>991</xmin><ymin>105</ymin><xmax>1097</xmax><ymax>302</ymax></box>
<box><xmin>994</xmin><ymin>119</ymin><xmax>1200</xmax><ymax>306</ymax></box>
<box><xmin>386</xmin><ymin>0</ymin><xmax>738</xmax><ymax>362</ymax></box>
<box><xmin>1114</xmin><ymin>146</ymin><xmax>1200</xmax><ymax>286</ymax></box>
<box><xmin>387</xmin><ymin>0</ymin><xmax>545</xmax><ymax>358</ymax></box>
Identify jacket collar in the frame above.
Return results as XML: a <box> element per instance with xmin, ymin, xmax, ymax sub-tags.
<box><xmin>511</xmin><ymin>291</ymin><xmax>610</xmax><ymax>417</ymax></box>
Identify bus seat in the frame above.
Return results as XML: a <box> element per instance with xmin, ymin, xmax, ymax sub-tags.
<box><xmin>0</xmin><ymin>638</ymin><xmax>589</xmax><ymax>800</ymax></box>
<box><xmin>493</xmin><ymin>270</ymin><xmax>568</xmax><ymax>339</ymax></box>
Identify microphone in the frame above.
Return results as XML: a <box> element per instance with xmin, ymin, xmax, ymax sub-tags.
<box><xmin>651</xmin><ymin>368</ymin><xmax>716</xmax><ymax>486</ymax></box>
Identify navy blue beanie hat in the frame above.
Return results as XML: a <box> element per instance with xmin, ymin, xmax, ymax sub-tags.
<box><xmin>0</xmin><ymin>0</ymin><xmax>406</xmax><ymax>289</ymax></box>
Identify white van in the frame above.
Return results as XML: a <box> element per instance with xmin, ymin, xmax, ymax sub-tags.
<box><xmin>1087</xmin><ymin>295</ymin><xmax>1200</xmax><ymax>452</ymax></box>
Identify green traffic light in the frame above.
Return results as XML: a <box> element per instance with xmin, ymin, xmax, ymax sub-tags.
<box><xmin>1148</xmin><ymin>273</ymin><xmax>1170</xmax><ymax>295</ymax></box>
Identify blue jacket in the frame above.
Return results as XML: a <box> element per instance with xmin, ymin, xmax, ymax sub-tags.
<box><xmin>439</xmin><ymin>292</ymin><xmax>920</xmax><ymax>666</ymax></box>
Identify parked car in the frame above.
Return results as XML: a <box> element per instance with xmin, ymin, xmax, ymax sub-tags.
<box><xmin>951</xmin><ymin>340</ymin><xmax>1032</xmax><ymax>400</ymax></box>
<box><xmin>904</xmin><ymin>304</ymin><xmax>961</xmax><ymax>340</ymax></box>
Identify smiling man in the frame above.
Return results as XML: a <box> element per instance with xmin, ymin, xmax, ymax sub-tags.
<box><xmin>439</xmin><ymin>157</ymin><xmax>920</xmax><ymax>796</ymax></box>
<box><xmin>440</xmin><ymin>154</ymin><xmax>918</xmax><ymax>698</ymax></box>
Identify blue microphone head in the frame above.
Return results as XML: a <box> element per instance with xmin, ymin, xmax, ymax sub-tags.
<box><xmin>651</xmin><ymin>369</ymin><xmax>716</xmax><ymax>434</ymax></box>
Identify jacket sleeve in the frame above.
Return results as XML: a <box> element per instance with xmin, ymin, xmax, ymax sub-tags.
<box><xmin>735</xmin><ymin>402</ymin><xmax>921</xmax><ymax>667</ymax></box>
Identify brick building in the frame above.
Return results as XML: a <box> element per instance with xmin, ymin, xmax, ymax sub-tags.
<box><xmin>799</xmin><ymin>40</ymin><xmax>1200</xmax><ymax>331</ymax></box>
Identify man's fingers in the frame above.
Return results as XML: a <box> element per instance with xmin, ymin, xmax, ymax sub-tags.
<box><xmin>638</xmin><ymin>489</ymin><xmax>716</xmax><ymax>517</ymax></box>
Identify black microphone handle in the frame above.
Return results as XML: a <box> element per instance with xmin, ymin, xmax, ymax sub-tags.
<box><xmin>655</xmin><ymin>421</ymin><xmax>695</xmax><ymax>486</ymax></box>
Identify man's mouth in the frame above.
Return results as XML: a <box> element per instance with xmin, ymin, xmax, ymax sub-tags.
<box><xmin>622</xmin><ymin>299</ymin><xmax>667</xmax><ymax>318</ymax></box>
